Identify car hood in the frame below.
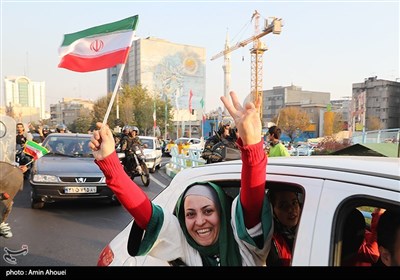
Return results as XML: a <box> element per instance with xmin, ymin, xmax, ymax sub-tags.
<box><xmin>34</xmin><ymin>156</ymin><xmax>103</xmax><ymax>176</ymax></box>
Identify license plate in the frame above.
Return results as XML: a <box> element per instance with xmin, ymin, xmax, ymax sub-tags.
<box><xmin>64</xmin><ymin>186</ymin><xmax>97</xmax><ymax>194</ymax></box>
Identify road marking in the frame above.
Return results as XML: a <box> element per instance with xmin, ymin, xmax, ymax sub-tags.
<box><xmin>149</xmin><ymin>174</ymin><xmax>167</xmax><ymax>189</ymax></box>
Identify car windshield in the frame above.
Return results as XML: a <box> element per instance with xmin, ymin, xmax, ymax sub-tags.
<box><xmin>43</xmin><ymin>135</ymin><xmax>92</xmax><ymax>157</ymax></box>
<box><xmin>140</xmin><ymin>139</ymin><xmax>154</xmax><ymax>149</ymax></box>
<box><xmin>175</xmin><ymin>138</ymin><xmax>189</xmax><ymax>145</ymax></box>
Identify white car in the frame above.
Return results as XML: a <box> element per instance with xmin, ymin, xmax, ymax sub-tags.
<box><xmin>97</xmin><ymin>156</ymin><xmax>400</xmax><ymax>266</ymax></box>
<box><xmin>138</xmin><ymin>136</ymin><xmax>162</xmax><ymax>173</ymax></box>
<box><xmin>175</xmin><ymin>137</ymin><xmax>204</xmax><ymax>151</ymax></box>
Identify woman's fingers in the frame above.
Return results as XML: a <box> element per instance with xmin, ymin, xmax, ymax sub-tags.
<box><xmin>229</xmin><ymin>91</ymin><xmax>243</xmax><ymax>112</ymax></box>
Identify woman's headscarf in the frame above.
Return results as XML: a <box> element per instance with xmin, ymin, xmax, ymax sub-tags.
<box><xmin>175</xmin><ymin>182</ymin><xmax>241</xmax><ymax>266</ymax></box>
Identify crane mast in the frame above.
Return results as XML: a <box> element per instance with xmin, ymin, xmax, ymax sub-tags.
<box><xmin>211</xmin><ymin>10</ymin><xmax>282</xmax><ymax>123</ymax></box>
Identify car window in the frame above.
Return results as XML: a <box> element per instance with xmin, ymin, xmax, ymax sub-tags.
<box><xmin>43</xmin><ymin>135</ymin><xmax>92</xmax><ymax>156</ymax></box>
<box><xmin>333</xmin><ymin>198</ymin><xmax>400</xmax><ymax>266</ymax></box>
<box><xmin>140</xmin><ymin>139</ymin><xmax>154</xmax><ymax>149</ymax></box>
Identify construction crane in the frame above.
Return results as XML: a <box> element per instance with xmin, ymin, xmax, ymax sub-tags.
<box><xmin>211</xmin><ymin>10</ymin><xmax>282</xmax><ymax>122</ymax></box>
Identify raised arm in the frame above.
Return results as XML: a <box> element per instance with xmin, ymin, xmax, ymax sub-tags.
<box><xmin>89</xmin><ymin>123</ymin><xmax>152</xmax><ymax>229</ymax></box>
<box><xmin>220</xmin><ymin>92</ymin><xmax>267</xmax><ymax>229</ymax></box>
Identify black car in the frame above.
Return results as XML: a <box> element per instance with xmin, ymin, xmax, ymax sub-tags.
<box><xmin>29</xmin><ymin>133</ymin><xmax>119</xmax><ymax>209</ymax></box>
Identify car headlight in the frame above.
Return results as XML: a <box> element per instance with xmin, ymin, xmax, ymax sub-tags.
<box><xmin>99</xmin><ymin>176</ymin><xmax>106</xmax><ymax>183</ymax></box>
<box><xmin>32</xmin><ymin>174</ymin><xmax>58</xmax><ymax>183</ymax></box>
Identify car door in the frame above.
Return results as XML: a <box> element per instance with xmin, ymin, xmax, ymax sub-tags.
<box><xmin>264</xmin><ymin>173</ymin><xmax>325</xmax><ymax>266</ymax></box>
<box><xmin>154</xmin><ymin>139</ymin><xmax>162</xmax><ymax>167</ymax></box>
<box><xmin>309</xmin><ymin>178</ymin><xmax>400</xmax><ymax>266</ymax></box>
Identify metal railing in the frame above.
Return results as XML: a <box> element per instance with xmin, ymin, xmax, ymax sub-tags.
<box><xmin>165</xmin><ymin>146</ymin><xmax>206</xmax><ymax>176</ymax></box>
<box><xmin>351</xmin><ymin>128</ymin><xmax>400</xmax><ymax>144</ymax></box>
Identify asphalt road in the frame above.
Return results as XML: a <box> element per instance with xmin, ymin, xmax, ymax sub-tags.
<box><xmin>0</xmin><ymin>158</ymin><xmax>172</xmax><ymax>267</ymax></box>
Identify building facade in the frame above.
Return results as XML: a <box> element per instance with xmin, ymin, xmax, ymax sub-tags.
<box><xmin>107</xmin><ymin>37</ymin><xmax>206</xmax><ymax>138</ymax></box>
<box><xmin>352</xmin><ymin>76</ymin><xmax>400</xmax><ymax>131</ymax></box>
<box><xmin>262</xmin><ymin>85</ymin><xmax>331</xmax><ymax>137</ymax></box>
<box><xmin>3</xmin><ymin>75</ymin><xmax>47</xmax><ymax>122</ymax></box>
<box><xmin>50</xmin><ymin>98</ymin><xmax>94</xmax><ymax>127</ymax></box>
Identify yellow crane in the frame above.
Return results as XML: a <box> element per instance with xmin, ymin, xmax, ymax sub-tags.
<box><xmin>211</xmin><ymin>10</ymin><xmax>282</xmax><ymax>121</ymax></box>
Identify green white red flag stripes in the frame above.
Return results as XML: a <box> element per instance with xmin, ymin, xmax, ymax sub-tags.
<box><xmin>58</xmin><ymin>15</ymin><xmax>138</xmax><ymax>72</ymax></box>
<box><xmin>23</xmin><ymin>140</ymin><xmax>49</xmax><ymax>160</ymax></box>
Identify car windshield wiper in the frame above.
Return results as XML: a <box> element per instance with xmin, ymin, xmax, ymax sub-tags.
<box><xmin>71</xmin><ymin>153</ymin><xmax>93</xmax><ymax>158</ymax></box>
<box><xmin>48</xmin><ymin>152</ymin><xmax>75</xmax><ymax>157</ymax></box>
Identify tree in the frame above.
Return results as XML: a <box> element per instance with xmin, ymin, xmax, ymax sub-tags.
<box><xmin>92</xmin><ymin>93</ymin><xmax>118</xmax><ymax>130</ymax></box>
<box><xmin>70</xmin><ymin>108</ymin><xmax>94</xmax><ymax>133</ymax></box>
<box><xmin>273</xmin><ymin>106</ymin><xmax>310</xmax><ymax>143</ymax></box>
<box><xmin>332</xmin><ymin>112</ymin><xmax>345</xmax><ymax>134</ymax></box>
<box><xmin>92</xmin><ymin>84</ymin><xmax>174</xmax><ymax>136</ymax></box>
<box><xmin>366</xmin><ymin>115</ymin><xmax>381</xmax><ymax>131</ymax></box>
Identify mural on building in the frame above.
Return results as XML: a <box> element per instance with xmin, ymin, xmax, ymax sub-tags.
<box><xmin>152</xmin><ymin>49</ymin><xmax>205</xmax><ymax>111</ymax></box>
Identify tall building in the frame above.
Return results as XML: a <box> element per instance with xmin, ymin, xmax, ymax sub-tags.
<box><xmin>107</xmin><ymin>37</ymin><xmax>206</xmax><ymax>137</ymax></box>
<box><xmin>352</xmin><ymin>76</ymin><xmax>400</xmax><ymax>131</ymax></box>
<box><xmin>262</xmin><ymin>85</ymin><xmax>331</xmax><ymax>137</ymax></box>
<box><xmin>50</xmin><ymin>98</ymin><xmax>94</xmax><ymax>127</ymax></box>
<box><xmin>3</xmin><ymin>75</ymin><xmax>46</xmax><ymax>122</ymax></box>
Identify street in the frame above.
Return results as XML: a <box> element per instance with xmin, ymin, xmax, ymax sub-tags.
<box><xmin>0</xmin><ymin>158</ymin><xmax>172</xmax><ymax>266</ymax></box>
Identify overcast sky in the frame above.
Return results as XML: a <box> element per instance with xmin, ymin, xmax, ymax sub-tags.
<box><xmin>2</xmin><ymin>0</ymin><xmax>399</xmax><ymax>112</ymax></box>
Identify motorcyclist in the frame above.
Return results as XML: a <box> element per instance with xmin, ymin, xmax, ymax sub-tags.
<box><xmin>38</xmin><ymin>125</ymin><xmax>51</xmax><ymax>141</ymax></box>
<box><xmin>56</xmin><ymin>124</ymin><xmax>67</xmax><ymax>133</ymax></box>
<box><xmin>202</xmin><ymin>117</ymin><xmax>239</xmax><ymax>163</ymax></box>
<box><xmin>120</xmin><ymin>126</ymin><xmax>144</xmax><ymax>171</ymax></box>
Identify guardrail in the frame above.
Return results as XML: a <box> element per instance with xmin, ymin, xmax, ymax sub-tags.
<box><xmin>351</xmin><ymin>128</ymin><xmax>400</xmax><ymax>144</ymax></box>
<box><xmin>165</xmin><ymin>146</ymin><xmax>206</xmax><ymax>178</ymax></box>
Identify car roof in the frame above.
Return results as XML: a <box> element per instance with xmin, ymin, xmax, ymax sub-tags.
<box><xmin>266</xmin><ymin>155</ymin><xmax>399</xmax><ymax>179</ymax></box>
<box><xmin>138</xmin><ymin>136</ymin><xmax>157</xmax><ymax>140</ymax></box>
<box><xmin>169</xmin><ymin>155</ymin><xmax>399</xmax><ymax>193</ymax></box>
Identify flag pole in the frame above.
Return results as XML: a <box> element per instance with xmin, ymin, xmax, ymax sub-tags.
<box><xmin>102</xmin><ymin>63</ymin><xmax>126</xmax><ymax>127</ymax></box>
<box><xmin>24</xmin><ymin>159</ymin><xmax>34</xmax><ymax>166</ymax></box>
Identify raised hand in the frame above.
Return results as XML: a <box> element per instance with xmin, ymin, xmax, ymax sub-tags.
<box><xmin>88</xmin><ymin>122</ymin><xmax>116</xmax><ymax>161</ymax></box>
<box><xmin>220</xmin><ymin>91</ymin><xmax>262</xmax><ymax>146</ymax></box>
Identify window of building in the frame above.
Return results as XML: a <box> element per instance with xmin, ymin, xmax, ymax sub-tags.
<box><xmin>18</xmin><ymin>79</ymin><xmax>29</xmax><ymax>106</ymax></box>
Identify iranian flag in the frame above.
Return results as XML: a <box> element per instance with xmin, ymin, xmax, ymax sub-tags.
<box><xmin>58</xmin><ymin>15</ymin><xmax>139</xmax><ymax>72</ymax></box>
<box><xmin>23</xmin><ymin>140</ymin><xmax>49</xmax><ymax>160</ymax></box>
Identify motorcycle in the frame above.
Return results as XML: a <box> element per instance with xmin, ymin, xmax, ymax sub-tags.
<box><xmin>202</xmin><ymin>140</ymin><xmax>241</xmax><ymax>164</ymax></box>
<box><xmin>120</xmin><ymin>143</ymin><xmax>150</xmax><ymax>187</ymax></box>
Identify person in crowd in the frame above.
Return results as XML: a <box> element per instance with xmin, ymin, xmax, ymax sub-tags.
<box><xmin>341</xmin><ymin>208</ymin><xmax>383</xmax><ymax>266</ymax></box>
<box><xmin>202</xmin><ymin>117</ymin><xmax>239</xmax><ymax>163</ymax></box>
<box><xmin>89</xmin><ymin>91</ymin><xmax>274</xmax><ymax>266</ymax></box>
<box><xmin>38</xmin><ymin>125</ymin><xmax>51</xmax><ymax>141</ymax></box>
<box><xmin>56</xmin><ymin>124</ymin><xmax>67</xmax><ymax>133</ymax></box>
<box><xmin>120</xmin><ymin>126</ymin><xmax>142</xmax><ymax>155</ymax></box>
<box><xmin>267</xmin><ymin>126</ymin><xmax>290</xmax><ymax>157</ymax></box>
<box><xmin>16</xmin><ymin>123</ymin><xmax>28</xmax><ymax>147</ymax></box>
<box><xmin>266</xmin><ymin>189</ymin><xmax>302</xmax><ymax>266</ymax></box>
<box><xmin>374</xmin><ymin>209</ymin><xmax>400</xmax><ymax>266</ymax></box>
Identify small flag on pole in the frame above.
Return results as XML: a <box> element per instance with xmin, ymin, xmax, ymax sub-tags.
<box><xmin>23</xmin><ymin>140</ymin><xmax>49</xmax><ymax>160</ymax></box>
<box><xmin>189</xmin><ymin>89</ymin><xmax>194</xmax><ymax>113</ymax></box>
<box><xmin>58</xmin><ymin>15</ymin><xmax>139</xmax><ymax>72</ymax></box>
